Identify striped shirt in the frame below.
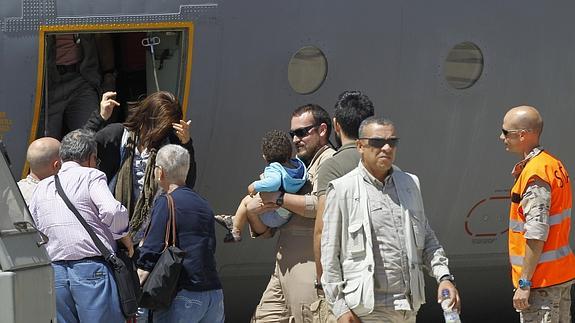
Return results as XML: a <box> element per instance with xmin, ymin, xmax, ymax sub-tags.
<box><xmin>30</xmin><ymin>161</ymin><xmax>129</xmax><ymax>261</ymax></box>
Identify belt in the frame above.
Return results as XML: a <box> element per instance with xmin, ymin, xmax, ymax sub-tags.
<box><xmin>53</xmin><ymin>256</ymin><xmax>105</xmax><ymax>264</ymax></box>
<box><xmin>56</xmin><ymin>63</ymin><xmax>79</xmax><ymax>75</ymax></box>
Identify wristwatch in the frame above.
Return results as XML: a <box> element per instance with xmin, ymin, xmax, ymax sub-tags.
<box><xmin>518</xmin><ymin>278</ymin><xmax>532</xmax><ymax>290</ymax></box>
<box><xmin>439</xmin><ymin>274</ymin><xmax>456</xmax><ymax>285</ymax></box>
<box><xmin>275</xmin><ymin>192</ymin><xmax>285</xmax><ymax>207</ymax></box>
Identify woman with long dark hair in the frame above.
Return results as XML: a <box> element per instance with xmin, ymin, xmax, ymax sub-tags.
<box><xmin>91</xmin><ymin>91</ymin><xmax>196</xmax><ymax>242</ymax></box>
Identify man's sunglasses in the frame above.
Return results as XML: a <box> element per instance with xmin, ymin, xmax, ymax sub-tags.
<box><xmin>289</xmin><ymin>124</ymin><xmax>318</xmax><ymax>138</ymax></box>
<box><xmin>501</xmin><ymin>128</ymin><xmax>530</xmax><ymax>136</ymax></box>
<box><xmin>359</xmin><ymin>137</ymin><xmax>400</xmax><ymax>148</ymax></box>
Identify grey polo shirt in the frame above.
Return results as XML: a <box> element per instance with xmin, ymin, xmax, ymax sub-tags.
<box><xmin>316</xmin><ymin>142</ymin><xmax>360</xmax><ymax>197</ymax></box>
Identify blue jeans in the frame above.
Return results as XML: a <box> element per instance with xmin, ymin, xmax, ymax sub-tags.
<box><xmin>52</xmin><ymin>258</ymin><xmax>124</xmax><ymax>323</ymax></box>
<box><xmin>153</xmin><ymin>289</ymin><xmax>224</xmax><ymax>323</ymax></box>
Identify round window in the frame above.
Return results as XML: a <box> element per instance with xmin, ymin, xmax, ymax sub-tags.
<box><xmin>444</xmin><ymin>42</ymin><xmax>484</xmax><ymax>89</ymax></box>
<box><xmin>288</xmin><ymin>46</ymin><xmax>327</xmax><ymax>94</ymax></box>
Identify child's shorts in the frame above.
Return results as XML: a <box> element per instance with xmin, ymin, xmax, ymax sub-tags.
<box><xmin>260</xmin><ymin>208</ymin><xmax>292</xmax><ymax>228</ymax></box>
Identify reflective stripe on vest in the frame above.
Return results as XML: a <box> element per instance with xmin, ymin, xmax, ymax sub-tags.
<box><xmin>510</xmin><ymin>245</ymin><xmax>573</xmax><ymax>266</ymax></box>
<box><xmin>509</xmin><ymin>208</ymin><xmax>571</xmax><ymax>233</ymax></box>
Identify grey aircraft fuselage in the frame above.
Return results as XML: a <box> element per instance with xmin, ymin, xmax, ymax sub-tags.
<box><xmin>2</xmin><ymin>0</ymin><xmax>575</xmax><ymax>322</ymax></box>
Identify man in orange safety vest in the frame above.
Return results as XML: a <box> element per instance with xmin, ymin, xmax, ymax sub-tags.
<box><xmin>500</xmin><ymin>105</ymin><xmax>575</xmax><ymax>322</ymax></box>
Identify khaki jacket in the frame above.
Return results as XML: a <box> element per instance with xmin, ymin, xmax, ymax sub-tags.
<box><xmin>321</xmin><ymin>164</ymin><xmax>450</xmax><ymax>317</ymax></box>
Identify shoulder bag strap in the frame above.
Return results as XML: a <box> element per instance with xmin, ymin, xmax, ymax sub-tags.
<box><xmin>141</xmin><ymin>193</ymin><xmax>174</xmax><ymax>250</ymax></box>
<box><xmin>163</xmin><ymin>194</ymin><xmax>172</xmax><ymax>249</ymax></box>
<box><xmin>54</xmin><ymin>174</ymin><xmax>113</xmax><ymax>260</ymax></box>
<box><xmin>166</xmin><ymin>193</ymin><xmax>178</xmax><ymax>247</ymax></box>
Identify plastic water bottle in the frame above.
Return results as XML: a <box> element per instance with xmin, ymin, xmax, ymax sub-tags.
<box><xmin>441</xmin><ymin>289</ymin><xmax>461</xmax><ymax>323</ymax></box>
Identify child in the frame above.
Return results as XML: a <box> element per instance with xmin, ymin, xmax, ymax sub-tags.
<box><xmin>215</xmin><ymin>130</ymin><xmax>307</xmax><ymax>242</ymax></box>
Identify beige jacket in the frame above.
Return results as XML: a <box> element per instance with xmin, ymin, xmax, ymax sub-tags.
<box><xmin>321</xmin><ymin>164</ymin><xmax>451</xmax><ymax>317</ymax></box>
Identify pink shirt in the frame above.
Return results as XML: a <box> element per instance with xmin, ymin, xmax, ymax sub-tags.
<box><xmin>30</xmin><ymin>162</ymin><xmax>129</xmax><ymax>261</ymax></box>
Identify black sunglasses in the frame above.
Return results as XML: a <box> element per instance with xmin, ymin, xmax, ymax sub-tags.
<box><xmin>359</xmin><ymin>137</ymin><xmax>400</xmax><ymax>148</ymax></box>
<box><xmin>501</xmin><ymin>128</ymin><xmax>525</xmax><ymax>136</ymax></box>
<box><xmin>289</xmin><ymin>124</ymin><xmax>318</xmax><ymax>138</ymax></box>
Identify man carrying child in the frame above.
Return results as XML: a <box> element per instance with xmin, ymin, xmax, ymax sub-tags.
<box><xmin>246</xmin><ymin>104</ymin><xmax>335</xmax><ymax>322</ymax></box>
<box><xmin>216</xmin><ymin>130</ymin><xmax>307</xmax><ymax>242</ymax></box>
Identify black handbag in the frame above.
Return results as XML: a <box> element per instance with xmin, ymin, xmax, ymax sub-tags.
<box><xmin>54</xmin><ymin>175</ymin><xmax>141</xmax><ymax>318</ymax></box>
<box><xmin>139</xmin><ymin>193</ymin><xmax>186</xmax><ymax>310</ymax></box>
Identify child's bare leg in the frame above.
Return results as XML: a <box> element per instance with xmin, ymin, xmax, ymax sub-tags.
<box><xmin>236</xmin><ymin>193</ymin><xmax>272</xmax><ymax>235</ymax></box>
<box><xmin>235</xmin><ymin>194</ymin><xmax>270</xmax><ymax>235</ymax></box>
<box><xmin>231</xmin><ymin>195</ymin><xmax>253</xmax><ymax>236</ymax></box>
<box><xmin>246</xmin><ymin>208</ymin><xmax>270</xmax><ymax>236</ymax></box>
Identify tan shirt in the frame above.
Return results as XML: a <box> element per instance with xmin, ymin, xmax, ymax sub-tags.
<box><xmin>303</xmin><ymin>145</ymin><xmax>336</xmax><ymax>217</ymax></box>
<box><xmin>275</xmin><ymin>145</ymin><xmax>335</xmax><ymax>273</ymax></box>
<box><xmin>280</xmin><ymin>145</ymin><xmax>335</xmax><ymax>233</ymax></box>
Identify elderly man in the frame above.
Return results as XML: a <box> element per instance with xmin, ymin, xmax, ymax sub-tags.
<box><xmin>500</xmin><ymin>106</ymin><xmax>575</xmax><ymax>322</ymax></box>
<box><xmin>17</xmin><ymin>137</ymin><xmax>61</xmax><ymax>204</ymax></box>
<box><xmin>321</xmin><ymin>117</ymin><xmax>460</xmax><ymax>323</ymax></box>
<box><xmin>30</xmin><ymin>129</ymin><xmax>131</xmax><ymax>323</ymax></box>
<box><xmin>249</xmin><ymin>104</ymin><xmax>335</xmax><ymax>322</ymax></box>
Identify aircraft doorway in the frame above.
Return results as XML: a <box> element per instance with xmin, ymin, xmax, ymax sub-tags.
<box><xmin>33</xmin><ymin>23</ymin><xmax>194</xmax><ymax>145</ymax></box>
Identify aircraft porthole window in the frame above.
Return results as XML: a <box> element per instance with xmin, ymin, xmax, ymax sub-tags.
<box><xmin>288</xmin><ymin>46</ymin><xmax>327</xmax><ymax>95</ymax></box>
<box><xmin>444</xmin><ymin>42</ymin><xmax>484</xmax><ymax>89</ymax></box>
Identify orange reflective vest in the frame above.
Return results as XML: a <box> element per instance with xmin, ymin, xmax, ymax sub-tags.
<box><xmin>509</xmin><ymin>150</ymin><xmax>575</xmax><ymax>288</ymax></box>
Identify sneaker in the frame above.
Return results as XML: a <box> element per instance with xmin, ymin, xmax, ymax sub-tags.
<box><xmin>215</xmin><ymin>214</ymin><xmax>234</xmax><ymax>232</ymax></box>
<box><xmin>215</xmin><ymin>215</ymin><xmax>242</xmax><ymax>243</ymax></box>
<box><xmin>223</xmin><ymin>231</ymin><xmax>242</xmax><ymax>243</ymax></box>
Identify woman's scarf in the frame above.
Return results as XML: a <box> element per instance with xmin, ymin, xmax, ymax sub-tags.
<box><xmin>114</xmin><ymin>131</ymin><xmax>158</xmax><ymax>239</ymax></box>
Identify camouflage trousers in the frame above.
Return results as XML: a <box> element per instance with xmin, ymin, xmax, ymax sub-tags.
<box><xmin>520</xmin><ymin>279</ymin><xmax>574</xmax><ymax>323</ymax></box>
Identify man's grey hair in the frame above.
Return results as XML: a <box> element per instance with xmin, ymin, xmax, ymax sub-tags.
<box><xmin>358</xmin><ymin>116</ymin><xmax>395</xmax><ymax>137</ymax></box>
<box><xmin>156</xmin><ymin>144</ymin><xmax>189</xmax><ymax>183</ymax></box>
<box><xmin>59</xmin><ymin>129</ymin><xmax>97</xmax><ymax>163</ymax></box>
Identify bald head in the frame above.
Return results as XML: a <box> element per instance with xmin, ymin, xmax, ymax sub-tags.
<box><xmin>27</xmin><ymin>137</ymin><xmax>61</xmax><ymax>180</ymax></box>
<box><xmin>503</xmin><ymin>105</ymin><xmax>544</xmax><ymax>136</ymax></box>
